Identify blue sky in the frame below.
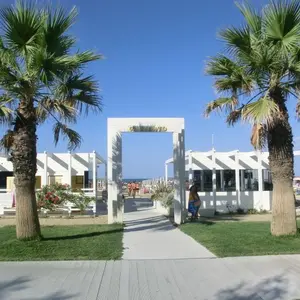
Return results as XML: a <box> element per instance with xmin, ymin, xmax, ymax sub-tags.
<box><xmin>1</xmin><ymin>0</ymin><xmax>300</xmax><ymax>178</ymax></box>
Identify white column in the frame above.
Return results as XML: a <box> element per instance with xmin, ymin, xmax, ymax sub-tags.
<box><xmin>235</xmin><ymin>151</ymin><xmax>240</xmax><ymax>206</ymax></box>
<box><xmin>173</xmin><ymin>129</ymin><xmax>185</xmax><ymax>225</ymax></box>
<box><xmin>104</xmin><ymin>163</ymin><xmax>108</xmax><ymax>190</ymax></box>
<box><xmin>220</xmin><ymin>170</ymin><xmax>224</xmax><ymax>191</ymax></box>
<box><xmin>257</xmin><ymin>150</ymin><xmax>263</xmax><ymax>203</ymax></box>
<box><xmin>212</xmin><ymin>149</ymin><xmax>217</xmax><ymax>210</ymax></box>
<box><xmin>42</xmin><ymin>151</ymin><xmax>48</xmax><ymax>186</ymax></box>
<box><xmin>92</xmin><ymin>151</ymin><xmax>97</xmax><ymax>215</ymax></box>
<box><xmin>107</xmin><ymin>129</ymin><xmax>123</xmax><ymax>224</ymax></box>
<box><xmin>165</xmin><ymin>163</ymin><xmax>168</xmax><ymax>183</ymax></box>
<box><xmin>188</xmin><ymin>151</ymin><xmax>193</xmax><ymax>187</ymax></box>
<box><xmin>200</xmin><ymin>170</ymin><xmax>204</xmax><ymax>191</ymax></box>
<box><xmin>241</xmin><ymin>170</ymin><xmax>245</xmax><ymax>191</ymax></box>
<box><xmin>67</xmin><ymin>151</ymin><xmax>72</xmax><ymax>187</ymax></box>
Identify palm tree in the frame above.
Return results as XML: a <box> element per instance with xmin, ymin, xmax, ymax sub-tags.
<box><xmin>205</xmin><ymin>1</ymin><xmax>300</xmax><ymax>236</ymax></box>
<box><xmin>0</xmin><ymin>1</ymin><xmax>102</xmax><ymax>240</ymax></box>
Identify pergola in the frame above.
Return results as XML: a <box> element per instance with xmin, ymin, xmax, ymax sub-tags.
<box><xmin>165</xmin><ymin>149</ymin><xmax>300</xmax><ymax>210</ymax></box>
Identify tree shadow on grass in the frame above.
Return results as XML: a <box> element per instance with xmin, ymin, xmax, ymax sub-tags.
<box><xmin>183</xmin><ymin>219</ymin><xmax>216</xmax><ymax>226</ymax></box>
<box><xmin>0</xmin><ymin>276</ymin><xmax>76</xmax><ymax>299</ymax></box>
<box><xmin>42</xmin><ymin>228</ymin><xmax>123</xmax><ymax>241</ymax></box>
<box><xmin>214</xmin><ymin>274</ymin><xmax>299</xmax><ymax>300</ymax></box>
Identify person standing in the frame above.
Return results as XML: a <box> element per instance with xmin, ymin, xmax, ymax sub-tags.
<box><xmin>135</xmin><ymin>182</ymin><xmax>140</xmax><ymax>196</ymax></box>
<box><xmin>128</xmin><ymin>182</ymin><xmax>132</xmax><ymax>197</ymax></box>
<box><xmin>132</xmin><ymin>181</ymin><xmax>136</xmax><ymax>198</ymax></box>
<box><xmin>188</xmin><ymin>184</ymin><xmax>201</xmax><ymax>221</ymax></box>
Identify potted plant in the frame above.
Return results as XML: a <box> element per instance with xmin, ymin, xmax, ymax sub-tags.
<box><xmin>151</xmin><ymin>182</ymin><xmax>174</xmax><ymax>216</ymax></box>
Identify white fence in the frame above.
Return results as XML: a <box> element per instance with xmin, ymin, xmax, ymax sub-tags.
<box><xmin>185</xmin><ymin>191</ymin><xmax>272</xmax><ymax>212</ymax></box>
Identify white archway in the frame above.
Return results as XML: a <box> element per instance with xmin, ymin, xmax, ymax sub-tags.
<box><xmin>107</xmin><ymin>118</ymin><xmax>186</xmax><ymax>225</ymax></box>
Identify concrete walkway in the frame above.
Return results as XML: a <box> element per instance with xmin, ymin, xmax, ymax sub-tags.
<box><xmin>122</xmin><ymin>198</ymin><xmax>215</xmax><ymax>259</ymax></box>
<box><xmin>1</xmin><ymin>256</ymin><xmax>300</xmax><ymax>299</ymax></box>
<box><xmin>2</xmin><ymin>199</ymin><xmax>299</xmax><ymax>299</ymax></box>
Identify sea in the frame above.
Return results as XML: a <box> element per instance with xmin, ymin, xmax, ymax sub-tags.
<box><xmin>122</xmin><ymin>178</ymin><xmax>149</xmax><ymax>183</ymax></box>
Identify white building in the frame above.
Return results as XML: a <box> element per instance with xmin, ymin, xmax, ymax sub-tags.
<box><xmin>0</xmin><ymin>151</ymin><xmax>106</xmax><ymax>209</ymax></box>
<box><xmin>165</xmin><ymin>149</ymin><xmax>300</xmax><ymax>213</ymax></box>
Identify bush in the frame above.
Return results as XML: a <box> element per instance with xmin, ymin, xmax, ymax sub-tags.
<box><xmin>36</xmin><ymin>183</ymin><xmax>72</xmax><ymax>211</ymax></box>
<box><xmin>236</xmin><ymin>207</ymin><xmax>246</xmax><ymax>214</ymax></box>
<box><xmin>151</xmin><ymin>182</ymin><xmax>174</xmax><ymax>208</ymax></box>
<box><xmin>247</xmin><ymin>208</ymin><xmax>258</xmax><ymax>214</ymax></box>
<box><xmin>68</xmin><ymin>192</ymin><xmax>95</xmax><ymax>212</ymax></box>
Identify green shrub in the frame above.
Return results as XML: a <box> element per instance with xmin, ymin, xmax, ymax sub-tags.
<box><xmin>68</xmin><ymin>192</ymin><xmax>95</xmax><ymax>212</ymax></box>
<box><xmin>247</xmin><ymin>208</ymin><xmax>258</xmax><ymax>214</ymax></box>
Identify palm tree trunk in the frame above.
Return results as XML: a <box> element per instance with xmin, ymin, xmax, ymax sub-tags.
<box><xmin>268</xmin><ymin>90</ymin><xmax>297</xmax><ymax>236</ymax></box>
<box><xmin>11</xmin><ymin>100</ymin><xmax>41</xmax><ymax>240</ymax></box>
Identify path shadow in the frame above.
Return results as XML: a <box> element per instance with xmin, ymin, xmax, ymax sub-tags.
<box><xmin>124</xmin><ymin>215</ymin><xmax>175</xmax><ymax>232</ymax></box>
<box><xmin>43</xmin><ymin>228</ymin><xmax>123</xmax><ymax>241</ymax></box>
<box><xmin>125</xmin><ymin>216</ymin><xmax>163</xmax><ymax>226</ymax></box>
<box><xmin>0</xmin><ymin>276</ymin><xmax>76</xmax><ymax>299</ymax></box>
<box><xmin>214</xmin><ymin>274</ymin><xmax>296</xmax><ymax>300</ymax></box>
<box><xmin>124</xmin><ymin>198</ymin><xmax>153</xmax><ymax>213</ymax></box>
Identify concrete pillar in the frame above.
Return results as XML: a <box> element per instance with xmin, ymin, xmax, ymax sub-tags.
<box><xmin>241</xmin><ymin>170</ymin><xmax>245</xmax><ymax>191</ymax></box>
<box><xmin>212</xmin><ymin>149</ymin><xmax>217</xmax><ymax>210</ymax></box>
<box><xmin>173</xmin><ymin>130</ymin><xmax>186</xmax><ymax>225</ymax></box>
<box><xmin>67</xmin><ymin>151</ymin><xmax>72</xmax><ymax>187</ymax></box>
<box><xmin>188</xmin><ymin>151</ymin><xmax>193</xmax><ymax>187</ymax></box>
<box><xmin>92</xmin><ymin>151</ymin><xmax>97</xmax><ymax>214</ymax></box>
<box><xmin>104</xmin><ymin>163</ymin><xmax>108</xmax><ymax>190</ymax></box>
<box><xmin>257</xmin><ymin>151</ymin><xmax>263</xmax><ymax>202</ymax></box>
<box><xmin>235</xmin><ymin>151</ymin><xmax>240</xmax><ymax>206</ymax></box>
<box><xmin>43</xmin><ymin>151</ymin><xmax>48</xmax><ymax>186</ymax></box>
<box><xmin>165</xmin><ymin>163</ymin><xmax>168</xmax><ymax>183</ymax></box>
<box><xmin>220</xmin><ymin>170</ymin><xmax>224</xmax><ymax>191</ymax></box>
<box><xmin>107</xmin><ymin>130</ymin><xmax>123</xmax><ymax>224</ymax></box>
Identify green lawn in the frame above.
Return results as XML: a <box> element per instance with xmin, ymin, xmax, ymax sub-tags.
<box><xmin>0</xmin><ymin>224</ymin><xmax>123</xmax><ymax>261</ymax></box>
<box><xmin>180</xmin><ymin>220</ymin><xmax>300</xmax><ymax>257</ymax></box>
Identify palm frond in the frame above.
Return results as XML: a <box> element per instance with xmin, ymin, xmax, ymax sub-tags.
<box><xmin>0</xmin><ymin>130</ymin><xmax>14</xmax><ymax>152</ymax></box>
<box><xmin>263</xmin><ymin>0</ymin><xmax>300</xmax><ymax>51</ymax></box>
<box><xmin>296</xmin><ymin>97</ymin><xmax>300</xmax><ymax>120</ymax></box>
<box><xmin>0</xmin><ymin>0</ymin><xmax>44</xmax><ymax>55</ymax></box>
<box><xmin>241</xmin><ymin>96</ymin><xmax>279</xmax><ymax>128</ymax></box>
<box><xmin>206</xmin><ymin>55</ymin><xmax>254</xmax><ymax>93</ymax></box>
<box><xmin>226</xmin><ymin>109</ymin><xmax>242</xmax><ymax>126</ymax></box>
<box><xmin>0</xmin><ymin>36</ymin><xmax>19</xmax><ymax>70</ymax></box>
<box><xmin>36</xmin><ymin>97</ymin><xmax>77</xmax><ymax>123</ymax></box>
<box><xmin>0</xmin><ymin>94</ymin><xmax>15</xmax><ymax>124</ymax></box>
<box><xmin>205</xmin><ymin>96</ymin><xmax>238</xmax><ymax>117</ymax></box>
<box><xmin>235</xmin><ymin>2</ymin><xmax>262</xmax><ymax>35</ymax></box>
<box><xmin>251</xmin><ymin>123</ymin><xmax>267</xmax><ymax>149</ymax></box>
<box><xmin>53</xmin><ymin>122</ymin><xmax>81</xmax><ymax>150</ymax></box>
<box><xmin>43</xmin><ymin>6</ymin><xmax>77</xmax><ymax>56</ymax></box>
<box><xmin>219</xmin><ymin>26</ymin><xmax>251</xmax><ymax>56</ymax></box>
<box><xmin>205</xmin><ymin>55</ymin><xmax>238</xmax><ymax>76</ymax></box>
<box><xmin>54</xmin><ymin>74</ymin><xmax>102</xmax><ymax>115</ymax></box>
<box><xmin>54</xmin><ymin>51</ymin><xmax>102</xmax><ymax>72</ymax></box>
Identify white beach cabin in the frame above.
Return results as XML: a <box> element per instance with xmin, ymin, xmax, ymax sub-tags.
<box><xmin>0</xmin><ymin>151</ymin><xmax>106</xmax><ymax>214</ymax></box>
<box><xmin>165</xmin><ymin>149</ymin><xmax>300</xmax><ymax>215</ymax></box>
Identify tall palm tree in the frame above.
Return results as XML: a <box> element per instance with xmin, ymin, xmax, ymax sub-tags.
<box><xmin>205</xmin><ymin>0</ymin><xmax>300</xmax><ymax>236</ymax></box>
<box><xmin>0</xmin><ymin>1</ymin><xmax>102</xmax><ymax>240</ymax></box>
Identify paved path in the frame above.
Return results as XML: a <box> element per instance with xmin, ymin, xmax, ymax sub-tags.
<box><xmin>2</xmin><ymin>199</ymin><xmax>300</xmax><ymax>299</ymax></box>
<box><xmin>122</xmin><ymin>198</ymin><xmax>215</xmax><ymax>259</ymax></box>
<box><xmin>1</xmin><ymin>256</ymin><xmax>300</xmax><ymax>299</ymax></box>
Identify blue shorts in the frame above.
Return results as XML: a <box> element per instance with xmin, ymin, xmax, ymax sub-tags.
<box><xmin>188</xmin><ymin>201</ymin><xmax>197</xmax><ymax>217</ymax></box>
